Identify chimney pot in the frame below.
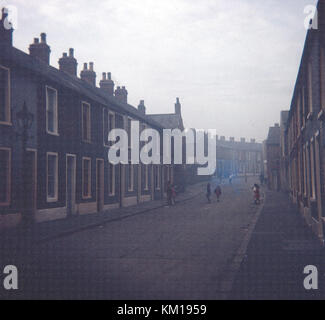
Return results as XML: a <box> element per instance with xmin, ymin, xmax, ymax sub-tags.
<box><xmin>175</xmin><ymin>97</ymin><xmax>181</xmax><ymax>115</ymax></box>
<box><xmin>80</xmin><ymin>62</ymin><xmax>96</xmax><ymax>86</ymax></box>
<box><xmin>69</xmin><ymin>48</ymin><xmax>74</xmax><ymax>57</ymax></box>
<box><xmin>59</xmin><ymin>49</ymin><xmax>78</xmax><ymax>76</ymax></box>
<box><xmin>29</xmin><ymin>33</ymin><xmax>51</xmax><ymax>64</ymax></box>
<box><xmin>83</xmin><ymin>62</ymin><xmax>88</xmax><ymax>70</ymax></box>
<box><xmin>99</xmin><ymin>71</ymin><xmax>114</xmax><ymax>95</ymax></box>
<box><xmin>138</xmin><ymin>100</ymin><xmax>146</xmax><ymax>114</ymax></box>
<box><xmin>40</xmin><ymin>33</ymin><xmax>46</xmax><ymax>43</ymax></box>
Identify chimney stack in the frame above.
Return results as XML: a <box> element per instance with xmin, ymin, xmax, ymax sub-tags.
<box><xmin>58</xmin><ymin>48</ymin><xmax>77</xmax><ymax>76</ymax></box>
<box><xmin>175</xmin><ymin>97</ymin><xmax>181</xmax><ymax>115</ymax></box>
<box><xmin>230</xmin><ymin>137</ymin><xmax>235</xmax><ymax>142</ymax></box>
<box><xmin>240</xmin><ymin>138</ymin><xmax>246</xmax><ymax>143</ymax></box>
<box><xmin>80</xmin><ymin>62</ymin><xmax>96</xmax><ymax>87</ymax></box>
<box><xmin>99</xmin><ymin>72</ymin><xmax>115</xmax><ymax>96</ymax></box>
<box><xmin>275</xmin><ymin>123</ymin><xmax>280</xmax><ymax>127</ymax></box>
<box><xmin>138</xmin><ymin>100</ymin><xmax>146</xmax><ymax>114</ymax></box>
<box><xmin>115</xmin><ymin>86</ymin><xmax>128</xmax><ymax>104</ymax></box>
<box><xmin>0</xmin><ymin>7</ymin><xmax>13</xmax><ymax>46</ymax></box>
<box><xmin>220</xmin><ymin>136</ymin><xmax>225</xmax><ymax>141</ymax></box>
<box><xmin>29</xmin><ymin>33</ymin><xmax>51</xmax><ymax>64</ymax></box>
<box><xmin>250</xmin><ymin>139</ymin><xmax>256</xmax><ymax>143</ymax></box>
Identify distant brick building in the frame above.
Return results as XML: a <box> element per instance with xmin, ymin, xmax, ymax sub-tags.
<box><xmin>280</xmin><ymin>111</ymin><xmax>289</xmax><ymax>192</ymax></box>
<box><xmin>278</xmin><ymin>0</ymin><xmax>325</xmax><ymax>242</ymax></box>
<box><xmin>266</xmin><ymin>124</ymin><xmax>281</xmax><ymax>191</ymax></box>
<box><xmin>214</xmin><ymin>137</ymin><xmax>262</xmax><ymax>179</ymax></box>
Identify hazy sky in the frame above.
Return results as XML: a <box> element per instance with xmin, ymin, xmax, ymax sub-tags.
<box><xmin>2</xmin><ymin>0</ymin><xmax>319</xmax><ymax>141</ymax></box>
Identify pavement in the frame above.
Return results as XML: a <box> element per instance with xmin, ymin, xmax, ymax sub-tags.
<box><xmin>0</xmin><ymin>181</ymin><xmax>207</xmax><ymax>248</ymax></box>
<box><xmin>229</xmin><ymin>188</ymin><xmax>325</xmax><ymax>300</ymax></box>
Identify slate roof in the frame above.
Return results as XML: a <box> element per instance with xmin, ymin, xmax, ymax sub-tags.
<box><xmin>0</xmin><ymin>43</ymin><xmax>164</xmax><ymax>130</ymax></box>
<box><xmin>147</xmin><ymin>113</ymin><xmax>184</xmax><ymax>130</ymax></box>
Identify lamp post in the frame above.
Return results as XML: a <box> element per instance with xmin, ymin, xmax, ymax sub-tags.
<box><xmin>16</xmin><ymin>101</ymin><xmax>34</xmax><ymax>226</ymax></box>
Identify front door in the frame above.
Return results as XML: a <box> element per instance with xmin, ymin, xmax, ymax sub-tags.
<box><xmin>66</xmin><ymin>155</ymin><xmax>76</xmax><ymax>216</ymax></box>
<box><xmin>25</xmin><ymin>150</ymin><xmax>37</xmax><ymax>221</ymax></box>
<box><xmin>96</xmin><ymin>159</ymin><xmax>104</xmax><ymax>212</ymax></box>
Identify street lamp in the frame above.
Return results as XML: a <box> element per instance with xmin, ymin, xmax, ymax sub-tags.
<box><xmin>16</xmin><ymin>101</ymin><xmax>34</xmax><ymax>226</ymax></box>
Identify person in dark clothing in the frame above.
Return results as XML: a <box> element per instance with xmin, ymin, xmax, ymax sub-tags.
<box><xmin>215</xmin><ymin>185</ymin><xmax>222</xmax><ymax>202</ymax></box>
<box><xmin>206</xmin><ymin>183</ymin><xmax>211</xmax><ymax>203</ymax></box>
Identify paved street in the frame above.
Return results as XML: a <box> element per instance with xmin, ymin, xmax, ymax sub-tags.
<box><xmin>1</xmin><ymin>177</ymin><xmax>260</xmax><ymax>300</ymax></box>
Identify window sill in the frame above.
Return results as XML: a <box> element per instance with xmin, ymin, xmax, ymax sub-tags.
<box><xmin>0</xmin><ymin>202</ymin><xmax>10</xmax><ymax>207</ymax></box>
<box><xmin>82</xmin><ymin>196</ymin><xmax>92</xmax><ymax>200</ymax></box>
<box><xmin>0</xmin><ymin>121</ymin><xmax>12</xmax><ymax>126</ymax></box>
<box><xmin>82</xmin><ymin>140</ymin><xmax>92</xmax><ymax>144</ymax></box>
<box><xmin>47</xmin><ymin>131</ymin><xmax>59</xmax><ymax>136</ymax></box>
<box><xmin>47</xmin><ymin>198</ymin><xmax>58</xmax><ymax>203</ymax></box>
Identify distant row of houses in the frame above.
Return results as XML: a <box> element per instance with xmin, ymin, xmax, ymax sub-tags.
<box><xmin>0</xmin><ymin>8</ymin><xmax>262</xmax><ymax>229</ymax></box>
<box><xmin>265</xmin><ymin>0</ymin><xmax>325</xmax><ymax>243</ymax></box>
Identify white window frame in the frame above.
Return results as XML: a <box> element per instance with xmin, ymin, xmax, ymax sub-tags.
<box><xmin>46</xmin><ymin>86</ymin><xmax>58</xmax><ymax>135</ymax></box>
<box><xmin>0</xmin><ymin>65</ymin><xmax>11</xmax><ymax>125</ymax></box>
<box><xmin>46</xmin><ymin>152</ymin><xmax>58</xmax><ymax>203</ymax></box>
<box><xmin>307</xmin><ymin>62</ymin><xmax>313</xmax><ymax>116</ymax></box>
<box><xmin>82</xmin><ymin>101</ymin><xmax>91</xmax><ymax>142</ymax></box>
<box><xmin>82</xmin><ymin>157</ymin><xmax>92</xmax><ymax>199</ymax></box>
<box><xmin>155</xmin><ymin>165</ymin><xmax>161</xmax><ymax>190</ymax></box>
<box><xmin>128</xmin><ymin>162</ymin><xmax>134</xmax><ymax>192</ymax></box>
<box><xmin>103</xmin><ymin>110</ymin><xmax>116</xmax><ymax>146</ymax></box>
<box><xmin>144</xmin><ymin>164</ymin><xmax>149</xmax><ymax>191</ymax></box>
<box><xmin>108</xmin><ymin>162</ymin><xmax>115</xmax><ymax>196</ymax></box>
<box><xmin>0</xmin><ymin>147</ymin><xmax>11</xmax><ymax>206</ymax></box>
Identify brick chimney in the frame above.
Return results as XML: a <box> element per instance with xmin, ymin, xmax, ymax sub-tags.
<box><xmin>115</xmin><ymin>86</ymin><xmax>128</xmax><ymax>104</ymax></box>
<box><xmin>58</xmin><ymin>48</ymin><xmax>77</xmax><ymax>76</ymax></box>
<box><xmin>220</xmin><ymin>136</ymin><xmax>225</xmax><ymax>141</ymax></box>
<box><xmin>230</xmin><ymin>137</ymin><xmax>235</xmax><ymax>142</ymax></box>
<box><xmin>138</xmin><ymin>100</ymin><xmax>146</xmax><ymax>114</ymax></box>
<box><xmin>29</xmin><ymin>33</ymin><xmax>51</xmax><ymax>65</ymax></box>
<box><xmin>0</xmin><ymin>7</ymin><xmax>13</xmax><ymax>46</ymax></box>
<box><xmin>80</xmin><ymin>62</ymin><xmax>96</xmax><ymax>87</ymax></box>
<box><xmin>240</xmin><ymin>138</ymin><xmax>246</xmax><ymax>143</ymax></box>
<box><xmin>99</xmin><ymin>72</ymin><xmax>114</xmax><ymax>96</ymax></box>
<box><xmin>275</xmin><ymin>123</ymin><xmax>280</xmax><ymax>127</ymax></box>
<box><xmin>175</xmin><ymin>97</ymin><xmax>181</xmax><ymax>115</ymax></box>
<box><xmin>250</xmin><ymin>139</ymin><xmax>256</xmax><ymax>143</ymax></box>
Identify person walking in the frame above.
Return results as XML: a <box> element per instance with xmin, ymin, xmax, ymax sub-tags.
<box><xmin>206</xmin><ymin>183</ymin><xmax>211</xmax><ymax>203</ymax></box>
<box><xmin>215</xmin><ymin>184</ymin><xmax>222</xmax><ymax>202</ymax></box>
<box><xmin>252</xmin><ymin>183</ymin><xmax>260</xmax><ymax>205</ymax></box>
